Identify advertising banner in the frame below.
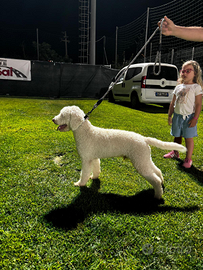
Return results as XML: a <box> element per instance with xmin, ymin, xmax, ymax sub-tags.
<box><xmin>0</xmin><ymin>58</ymin><xmax>31</xmax><ymax>81</ymax></box>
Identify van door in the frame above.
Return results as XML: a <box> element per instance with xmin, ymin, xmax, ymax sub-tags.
<box><xmin>113</xmin><ymin>67</ymin><xmax>142</xmax><ymax>101</ymax></box>
<box><xmin>112</xmin><ymin>69</ymin><xmax>127</xmax><ymax>100</ymax></box>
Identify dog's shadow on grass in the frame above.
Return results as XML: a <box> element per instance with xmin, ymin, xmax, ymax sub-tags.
<box><xmin>177</xmin><ymin>159</ymin><xmax>203</xmax><ymax>185</ymax></box>
<box><xmin>44</xmin><ymin>179</ymin><xmax>199</xmax><ymax>231</ymax></box>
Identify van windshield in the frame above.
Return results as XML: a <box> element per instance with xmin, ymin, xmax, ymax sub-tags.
<box><xmin>147</xmin><ymin>66</ymin><xmax>178</xmax><ymax>81</ymax></box>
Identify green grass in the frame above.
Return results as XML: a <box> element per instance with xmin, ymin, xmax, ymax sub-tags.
<box><xmin>0</xmin><ymin>97</ymin><xmax>202</xmax><ymax>269</ymax></box>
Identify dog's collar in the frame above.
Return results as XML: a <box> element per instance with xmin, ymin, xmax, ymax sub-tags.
<box><xmin>72</xmin><ymin>118</ymin><xmax>86</xmax><ymax>131</ymax></box>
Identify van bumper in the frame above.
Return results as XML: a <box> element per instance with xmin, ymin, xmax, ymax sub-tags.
<box><xmin>140</xmin><ymin>88</ymin><xmax>173</xmax><ymax>103</ymax></box>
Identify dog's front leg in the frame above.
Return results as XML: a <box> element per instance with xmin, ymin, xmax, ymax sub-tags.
<box><xmin>74</xmin><ymin>160</ymin><xmax>92</xmax><ymax>186</ymax></box>
<box><xmin>90</xmin><ymin>158</ymin><xmax>101</xmax><ymax>179</ymax></box>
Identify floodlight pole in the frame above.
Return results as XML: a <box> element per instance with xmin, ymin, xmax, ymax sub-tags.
<box><xmin>90</xmin><ymin>0</ymin><xmax>96</xmax><ymax>65</ymax></box>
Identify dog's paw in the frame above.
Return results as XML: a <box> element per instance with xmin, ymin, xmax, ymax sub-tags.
<box><xmin>154</xmin><ymin>197</ymin><xmax>165</xmax><ymax>205</ymax></box>
<box><xmin>154</xmin><ymin>193</ymin><xmax>163</xmax><ymax>200</ymax></box>
<box><xmin>90</xmin><ymin>173</ymin><xmax>100</xmax><ymax>180</ymax></box>
<box><xmin>74</xmin><ymin>181</ymin><xmax>84</xmax><ymax>187</ymax></box>
<box><xmin>90</xmin><ymin>176</ymin><xmax>100</xmax><ymax>180</ymax></box>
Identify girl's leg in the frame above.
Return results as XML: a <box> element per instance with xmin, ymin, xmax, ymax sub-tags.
<box><xmin>174</xmin><ymin>136</ymin><xmax>182</xmax><ymax>144</ymax></box>
<box><xmin>185</xmin><ymin>138</ymin><xmax>194</xmax><ymax>160</ymax></box>
<box><xmin>174</xmin><ymin>136</ymin><xmax>182</xmax><ymax>155</ymax></box>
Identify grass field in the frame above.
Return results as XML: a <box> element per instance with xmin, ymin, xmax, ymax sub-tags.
<box><xmin>0</xmin><ymin>97</ymin><xmax>202</xmax><ymax>269</ymax></box>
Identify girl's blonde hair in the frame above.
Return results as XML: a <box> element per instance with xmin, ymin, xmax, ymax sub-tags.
<box><xmin>178</xmin><ymin>60</ymin><xmax>203</xmax><ymax>88</ymax></box>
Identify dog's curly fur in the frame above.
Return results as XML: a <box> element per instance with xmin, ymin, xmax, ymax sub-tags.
<box><xmin>53</xmin><ymin>106</ymin><xmax>187</xmax><ymax>199</ymax></box>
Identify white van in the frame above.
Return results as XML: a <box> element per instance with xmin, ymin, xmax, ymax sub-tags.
<box><xmin>108</xmin><ymin>63</ymin><xmax>178</xmax><ymax>108</ymax></box>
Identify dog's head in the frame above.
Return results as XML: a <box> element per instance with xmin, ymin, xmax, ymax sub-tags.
<box><xmin>52</xmin><ymin>106</ymin><xmax>85</xmax><ymax>132</ymax></box>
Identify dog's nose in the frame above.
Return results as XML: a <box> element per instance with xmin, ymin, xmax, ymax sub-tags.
<box><xmin>52</xmin><ymin>118</ymin><xmax>56</xmax><ymax>123</ymax></box>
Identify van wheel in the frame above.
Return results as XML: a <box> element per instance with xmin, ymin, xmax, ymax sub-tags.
<box><xmin>131</xmin><ymin>93</ymin><xmax>140</xmax><ymax>109</ymax></box>
<box><xmin>108</xmin><ymin>90</ymin><xmax>115</xmax><ymax>103</ymax></box>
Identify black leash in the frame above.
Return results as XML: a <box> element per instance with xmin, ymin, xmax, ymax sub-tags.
<box><xmin>84</xmin><ymin>98</ymin><xmax>103</xmax><ymax>119</ymax></box>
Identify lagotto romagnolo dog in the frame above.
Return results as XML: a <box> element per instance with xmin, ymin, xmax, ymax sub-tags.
<box><xmin>52</xmin><ymin>106</ymin><xmax>187</xmax><ymax>199</ymax></box>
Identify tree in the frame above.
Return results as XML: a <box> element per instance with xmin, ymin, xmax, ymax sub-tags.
<box><xmin>33</xmin><ymin>42</ymin><xmax>64</xmax><ymax>62</ymax></box>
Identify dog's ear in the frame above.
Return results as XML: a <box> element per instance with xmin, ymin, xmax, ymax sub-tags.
<box><xmin>70</xmin><ymin>106</ymin><xmax>85</xmax><ymax>131</ymax></box>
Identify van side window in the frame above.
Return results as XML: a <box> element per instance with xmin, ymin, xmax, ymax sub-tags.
<box><xmin>147</xmin><ymin>66</ymin><xmax>178</xmax><ymax>81</ymax></box>
<box><xmin>125</xmin><ymin>67</ymin><xmax>142</xmax><ymax>80</ymax></box>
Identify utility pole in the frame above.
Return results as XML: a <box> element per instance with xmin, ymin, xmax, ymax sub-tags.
<box><xmin>90</xmin><ymin>0</ymin><xmax>96</xmax><ymax>65</ymax></box>
<box><xmin>36</xmin><ymin>28</ymin><xmax>39</xmax><ymax>60</ymax></box>
<box><xmin>61</xmin><ymin>31</ymin><xmax>70</xmax><ymax>58</ymax></box>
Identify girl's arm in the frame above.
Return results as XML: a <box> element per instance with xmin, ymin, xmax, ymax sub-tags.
<box><xmin>167</xmin><ymin>94</ymin><xmax>176</xmax><ymax>125</ymax></box>
<box><xmin>189</xmin><ymin>94</ymin><xmax>202</xmax><ymax>127</ymax></box>
<box><xmin>160</xmin><ymin>16</ymin><xmax>203</xmax><ymax>42</ymax></box>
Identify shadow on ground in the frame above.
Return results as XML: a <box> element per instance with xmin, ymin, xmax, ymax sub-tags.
<box><xmin>112</xmin><ymin>101</ymin><xmax>169</xmax><ymax>113</ymax></box>
<box><xmin>177</xmin><ymin>159</ymin><xmax>203</xmax><ymax>185</ymax></box>
<box><xmin>44</xmin><ymin>179</ymin><xmax>199</xmax><ymax>230</ymax></box>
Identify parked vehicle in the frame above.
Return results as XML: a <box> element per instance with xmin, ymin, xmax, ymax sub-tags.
<box><xmin>108</xmin><ymin>62</ymin><xmax>178</xmax><ymax>108</ymax></box>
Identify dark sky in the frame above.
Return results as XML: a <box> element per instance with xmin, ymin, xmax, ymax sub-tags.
<box><xmin>0</xmin><ymin>0</ymin><xmax>171</xmax><ymax>63</ymax></box>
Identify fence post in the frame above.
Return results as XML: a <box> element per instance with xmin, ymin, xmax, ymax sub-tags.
<box><xmin>144</xmin><ymin>7</ymin><xmax>150</xmax><ymax>63</ymax></box>
<box><xmin>115</xmin><ymin>26</ymin><xmax>118</xmax><ymax>68</ymax></box>
<box><xmin>171</xmin><ymin>48</ymin><xmax>174</xmax><ymax>64</ymax></box>
<box><xmin>149</xmin><ymin>43</ymin><xmax>152</xmax><ymax>62</ymax></box>
<box><xmin>192</xmin><ymin>47</ymin><xmax>195</xmax><ymax>60</ymax></box>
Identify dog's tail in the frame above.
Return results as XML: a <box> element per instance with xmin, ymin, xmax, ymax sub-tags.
<box><xmin>145</xmin><ymin>137</ymin><xmax>187</xmax><ymax>153</ymax></box>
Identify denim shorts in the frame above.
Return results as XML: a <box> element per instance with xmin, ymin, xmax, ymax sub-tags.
<box><xmin>171</xmin><ymin>112</ymin><xmax>198</xmax><ymax>138</ymax></box>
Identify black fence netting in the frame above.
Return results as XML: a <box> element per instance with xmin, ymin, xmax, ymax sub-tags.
<box><xmin>0</xmin><ymin>61</ymin><xmax>118</xmax><ymax>98</ymax></box>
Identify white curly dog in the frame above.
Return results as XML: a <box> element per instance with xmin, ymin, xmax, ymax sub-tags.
<box><xmin>53</xmin><ymin>106</ymin><xmax>186</xmax><ymax>199</ymax></box>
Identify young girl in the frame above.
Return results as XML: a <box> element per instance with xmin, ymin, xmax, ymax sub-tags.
<box><xmin>164</xmin><ymin>60</ymin><xmax>203</xmax><ymax>168</ymax></box>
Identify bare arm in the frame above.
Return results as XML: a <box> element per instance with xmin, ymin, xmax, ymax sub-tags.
<box><xmin>188</xmin><ymin>94</ymin><xmax>202</xmax><ymax>127</ymax></box>
<box><xmin>167</xmin><ymin>94</ymin><xmax>176</xmax><ymax>125</ymax></box>
<box><xmin>159</xmin><ymin>16</ymin><xmax>203</xmax><ymax>42</ymax></box>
